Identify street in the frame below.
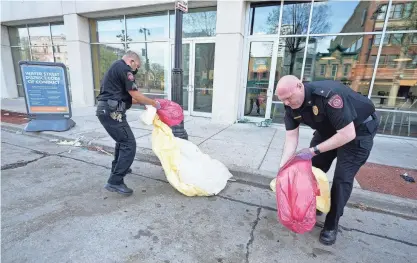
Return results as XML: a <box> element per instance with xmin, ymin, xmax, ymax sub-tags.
<box><xmin>1</xmin><ymin>130</ymin><xmax>416</xmax><ymax>263</ymax></box>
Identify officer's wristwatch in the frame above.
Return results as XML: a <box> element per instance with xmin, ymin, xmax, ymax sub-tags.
<box><xmin>313</xmin><ymin>146</ymin><xmax>321</xmax><ymax>155</ymax></box>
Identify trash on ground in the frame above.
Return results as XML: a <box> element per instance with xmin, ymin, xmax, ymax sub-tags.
<box><xmin>400</xmin><ymin>172</ymin><xmax>415</xmax><ymax>183</ymax></box>
<box><xmin>256</xmin><ymin>119</ymin><xmax>272</xmax><ymax>127</ymax></box>
<box><xmin>353</xmin><ymin>203</ymin><xmax>368</xmax><ymax>211</ymax></box>
<box><xmin>141</xmin><ymin>106</ymin><xmax>232</xmax><ymax>196</ymax></box>
<box><xmin>56</xmin><ymin>138</ymin><xmax>82</xmax><ymax>147</ymax></box>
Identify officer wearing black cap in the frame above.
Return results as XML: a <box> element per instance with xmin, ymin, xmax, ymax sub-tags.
<box><xmin>276</xmin><ymin>75</ymin><xmax>378</xmax><ymax>245</ymax></box>
<box><xmin>96</xmin><ymin>51</ymin><xmax>160</xmax><ymax>196</ymax></box>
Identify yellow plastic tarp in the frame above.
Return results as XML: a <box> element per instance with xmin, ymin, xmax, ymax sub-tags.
<box><xmin>270</xmin><ymin>166</ymin><xmax>331</xmax><ymax>213</ymax></box>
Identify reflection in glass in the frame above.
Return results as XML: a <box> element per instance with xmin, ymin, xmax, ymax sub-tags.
<box><xmin>171</xmin><ymin>44</ymin><xmax>190</xmax><ymax>111</ymax></box>
<box><xmin>11</xmin><ymin>47</ymin><xmax>31</xmax><ymax>96</ymax></box>
<box><xmin>311</xmin><ymin>0</ymin><xmax>374</xmax><ymax>34</ymax></box>
<box><xmin>51</xmin><ymin>24</ymin><xmax>66</xmax><ymax>45</ymax></box>
<box><xmin>193</xmin><ymin>43</ymin><xmax>215</xmax><ymax>113</ymax></box>
<box><xmin>170</xmin><ymin>7</ymin><xmax>217</xmax><ymax>38</ymax></box>
<box><xmin>250</xmin><ymin>4</ymin><xmax>281</xmax><ymax>35</ymax></box>
<box><xmin>245</xmin><ymin>42</ymin><xmax>273</xmax><ymax>117</ymax></box>
<box><xmin>126</xmin><ymin>13</ymin><xmax>168</xmax><ymax>41</ymax></box>
<box><xmin>9</xmin><ymin>27</ymin><xmax>29</xmax><ymax>46</ymax></box>
<box><xmin>53</xmin><ymin>45</ymin><xmax>68</xmax><ymax>64</ymax></box>
<box><xmin>28</xmin><ymin>25</ymin><xmax>52</xmax><ymax>46</ymax></box>
<box><xmin>270</xmin><ymin>103</ymin><xmax>286</xmax><ymax>125</ymax></box>
<box><xmin>129</xmin><ymin>43</ymin><xmax>167</xmax><ymax>96</ymax></box>
<box><xmin>274</xmin><ymin>37</ymin><xmax>306</xmax><ymax>92</ymax></box>
<box><xmin>377</xmin><ymin>111</ymin><xmax>417</xmax><ymax>137</ymax></box>
<box><xmin>91</xmin><ymin>44</ymin><xmax>125</xmax><ymax>96</ymax></box>
<box><xmin>281</xmin><ymin>1</ymin><xmax>324</xmax><ymax>35</ymax></box>
<box><xmin>92</xmin><ymin>18</ymin><xmax>125</xmax><ymax>44</ymax></box>
<box><xmin>31</xmin><ymin>46</ymin><xmax>54</xmax><ymax>62</ymax></box>
<box><xmin>376</xmin><ymin>1</ymin><xmax>417</xmax><ymax>30</ymax></box>
<box><xmin>303</xmin><ymin>35</ymin><xmax>378</xmax><ymax>96</ymax></box>
<box><xmin>250</xmin><ymin>1</ymin><xmax>329</xmax><ymax>35</ymax></box>
<box><xmin>371</xmin><ymin>33</ymin><xmax>417</xmax><ymax>112</ymax></box>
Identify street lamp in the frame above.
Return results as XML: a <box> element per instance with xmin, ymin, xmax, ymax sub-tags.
<box><xmin>171</xmin><ymin>0</ymin><xmax>188</xmax><ymax>140</ymax></box>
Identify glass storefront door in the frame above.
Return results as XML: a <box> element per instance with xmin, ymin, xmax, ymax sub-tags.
<box><xmin>171</xmin><ymin>40</ymin><xmax>215</xmax><ymax>117</ymax></box>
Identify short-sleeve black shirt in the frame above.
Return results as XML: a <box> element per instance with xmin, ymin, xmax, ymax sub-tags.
<box><xmin>96</xmin><ymin>59</ymin><xmax>138</xmax><ymax>109</ymax></box>
<box><xmin>284</xmin><ymin>80</ymin><xmax>375</xmax><ymax>137</ymax></box>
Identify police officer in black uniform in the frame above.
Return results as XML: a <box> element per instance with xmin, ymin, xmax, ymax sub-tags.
<box><xmin>275</xmin><ymin>75</ymin><xmax>378</xmax><ymax>245</ymax></box>
<box><xmin>96</xmin><ymin>51</ymin><xmax>161</xmax><ymax>196</ymax></box>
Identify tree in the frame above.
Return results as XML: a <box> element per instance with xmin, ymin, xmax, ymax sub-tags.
<box><xmin>116</xmin><ymin>29</ymin><xmax>132</xmax><ymax>50</ymax></box>
<box><xmin>266</xmin><ymin>3</ymin><xmax>331</xmax><ymax>75</ymax></box>
<box><xmin>183</xmin><ymin>10</ymin><xmax>216</xmax><ymax>37</ymax></box>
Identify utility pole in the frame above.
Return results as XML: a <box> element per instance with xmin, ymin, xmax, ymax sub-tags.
<box><xmin>171</xmin><ymin>0</ymin><xmax>188</xmax><ymax>140</ymax></box>
<box><xmin>140</xmin><ymin>28</ymin><xmax>151</xmax><ymax>92</ymax></box>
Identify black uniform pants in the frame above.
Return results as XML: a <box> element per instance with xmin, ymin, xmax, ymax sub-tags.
<box><xmin>310</xmin><ymin>116</ymin><xmax>378</xmax><ymax>229</ymax></box>
<box><xmin>96</xmin><ymin>104</ymin><xmax>136</xmax><ymax>185</ymax></box>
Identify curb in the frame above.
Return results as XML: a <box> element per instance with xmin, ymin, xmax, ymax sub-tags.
<box><xmin>2</xmin><ymin>121</ymin><xmax>417</xmax><ymax>220</ymax></box>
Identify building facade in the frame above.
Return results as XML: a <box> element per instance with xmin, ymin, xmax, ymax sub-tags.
<box><xmin>1</xmin><ymin>0</ymin><xmax>416</xmax><ymax>137</ymax></box>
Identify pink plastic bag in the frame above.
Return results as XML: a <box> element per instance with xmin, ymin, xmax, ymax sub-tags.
<box><xmin>155</xmin><ymin>99</ymin><xmax>184</xmax><ymax>127</ymax></box>
<box><xmin>276</xmin><ymin>155</ymin><xmax>319</xmax><ymax>234</ymax></box>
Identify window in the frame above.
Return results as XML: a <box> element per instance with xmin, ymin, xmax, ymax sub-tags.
<box><xmin>372</xmin><ymin>33</ymin><xmax>417</xmax><ymax>112</ymax></box>
<box><xmin>344</xmin><ymin>64</ymin><xmax>351</xmax><ymax>76</ymax></box>
<box><xmin>320</xmin><ymin>65</ymin><xmax>326</xmax><ymax>76</ymax></box>
<box><xmin>378</xmin><ymin>55</ymin><xmax>386</xmax><ymax>68</ymax></box>
<box><xmin>9</xmin><ymin>23</ymin><xmax>67</xmax><ymax>97</ymax></box>
<box><xmin>374</xmin><ymin>34</ymin><xmax>381</xmax><ymax>45</ymax></box>
<box><xmin>331</xmin><ymin>65</ymin><xmax>338</xmax><ymax>77</ymax></box>
<box><xmin>404</xmin><ymin>2</ymin><xmax>413</xmax><ymax>18</ymax></box>
<box><xmin>390</xmin><ymin>4</ymin><xmax>404</xmax><ymax>19</ymax></box>
<box><xmin>390</xmin><ymin>33</ymin><xmax>403</xmax><ymax>45</ymax></box>
<box><xmin>376</xmin><ymin>5</ymin><xmax>387</xmax><ymax>20</ymax></box>
<box><xmin>127</xmin><ymin>13</ymin><xmax>168</xmax><ymax>41</ymax></box>
<box><xmin>361</xmin><ymin>9</ymin><xmax>367</xmax><ymax>26</ymax></box>
<box><xmin>386</xmin><ymin>55</ymin><xmax>398</xmax><ymax>68</ymax></box>
<box><xmin>170</xmin><ymin>7</ymin><xmax>217</xmax><ymax>38</ymax></box>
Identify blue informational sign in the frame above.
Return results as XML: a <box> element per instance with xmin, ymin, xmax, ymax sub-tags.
<box><xmin>19</xmin><ymin>61</ymin><xmax>76</xmax><ymax>132</ymax></box>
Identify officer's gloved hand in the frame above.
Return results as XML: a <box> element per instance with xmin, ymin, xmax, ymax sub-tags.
<box><xmin>154</xmin><ymin>100</ymin><xmax>161</xmax><ymax>110</ymax></box>
<box><xmin>295</xmin><ymin>148</ymin><xmax>315</xmax><ymax>160</ymax></box>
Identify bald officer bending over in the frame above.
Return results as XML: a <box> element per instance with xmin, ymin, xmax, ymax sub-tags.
<box><xmin>275</xmin><ymin>75</ymin><xmax>378</xmax><ymax>245</ymax></box>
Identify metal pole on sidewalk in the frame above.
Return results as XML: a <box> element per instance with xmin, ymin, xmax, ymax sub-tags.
<box><xmin>171</xmin><ymin>1</ymin><xmax>188</xmax><ymax>140</ymax></box>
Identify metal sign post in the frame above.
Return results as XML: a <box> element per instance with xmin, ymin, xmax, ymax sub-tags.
<box><xmin>171</xmin><ymin>0</ymin><xmax>189</xmax><ymax>140</ymax></box>
<box><xmin>19</xmin><ymin>61</ymin><xmax>76</xmax><ymax>132</ymax></box>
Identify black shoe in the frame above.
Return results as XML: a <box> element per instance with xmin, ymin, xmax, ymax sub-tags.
<box><xmin>319</xmin><ymin>228</ymin><xmax>338</xmax><ymax>246</ymax></box>
<box><xmin>316</xmin><ymin>210</ymin><xmax>323</xmax><ymax>216</ymax></box>
<box><xmin>127</xmin><ymin>168</ymin><xmax>132</xmax><ymax>174</ymax></box>
<box><xmin>105</xmin><ymin>183</ymin><xmax>133</xmax><ymax>196</ymax></box>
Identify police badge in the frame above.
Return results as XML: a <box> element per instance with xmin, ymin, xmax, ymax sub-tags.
<box><xmin>313</xmin><ymin>105</ymin><xmax>319</xmax><ymax>115</ymax></box>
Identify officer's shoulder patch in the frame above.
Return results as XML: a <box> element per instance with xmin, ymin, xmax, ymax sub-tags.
<box><xmin>127</xmin><ymin>72</ymin><xmax>135</xmax><ymax>81</ymax></box>
<box><xmin>328</xmin><ymin>94</ymin><xmax>343</xmax><ymax>109</ymax></box>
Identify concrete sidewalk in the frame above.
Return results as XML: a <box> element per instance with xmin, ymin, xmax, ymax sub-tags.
<box><xmin>2</xmin><ymin>98</ymin><xmax>417</xmax><ymax>188</ymax></box>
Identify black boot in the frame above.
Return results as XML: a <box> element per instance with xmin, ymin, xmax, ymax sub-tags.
<box><xmin>127</xmin><ymin>168</ymin><xmax>132</xmax><ymax>174</ymax></box>
<box><xmin>319</xmin><ymin>226</ymin><xmax>338</xmax><ymax>245</ymax></box>
<box><xmin>105</xmin><ymin>183</ymin><xmax>133</xmax><ymax>196</ymax></box>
